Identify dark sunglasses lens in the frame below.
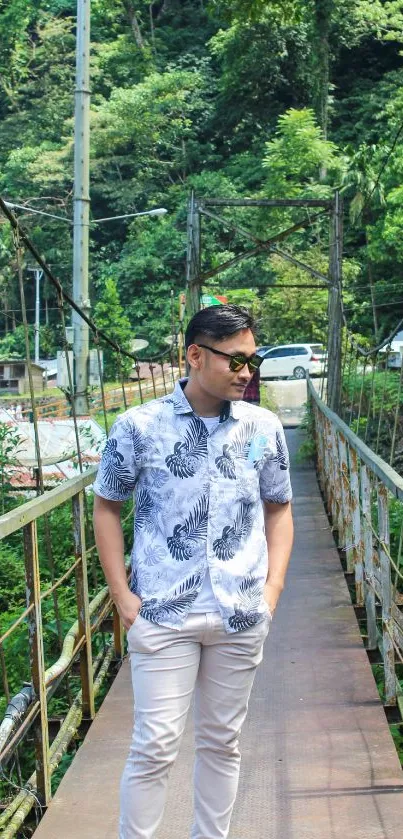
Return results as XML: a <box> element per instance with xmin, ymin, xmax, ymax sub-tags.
<box><xmin>229</xmin><ymin>356</ymin><xmax>246</xmax><ymax>372</ymax></box>
<box><xmin>248</xmin><ymin>355</ymin><xmax>263</xmax><ymax>372</ymax></box>
<box><xmin>229</xmin><ymin>354</ymin><xmax>263</xmax><ymax>372</ymax></box>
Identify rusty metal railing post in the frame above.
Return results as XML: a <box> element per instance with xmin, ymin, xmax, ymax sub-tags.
<box><xmin>72</xmin><ymin>491</ymin><xmax>95</xmax><ymax>719</ymax></box>
<box><xmin>324</xmin><ymin>417</ymin><xmax>337</xmax><ymax>524</ymax></box>
<box><xmin>350</xmin><ymin>448</ymin><xmax>364</xmax><ymax>606</ymax></box>
<box><xmin>377</xmin><ymin>482</ymin><xmax>396</xmax><ymax>704</ymax></box>
<box><xmin>329</xmin><ymin>428</ymin><xmax>344</xmax><ymax>536</ymax></box>
<box><xmin>313</xmin><ymin>404</ymin><xmax>325</xmax><ymax>493</ymax></box>
<box><xmin>360</xmin><ymin>464</ymin><xmax>377</xmax><ymax>649</ymax></box>
<box><xmin>23</xmin><ymin>520</ymin><xmax>51</xmax><ymax>805</ymax></box>
<box><xmin>337</xmin><ymin>434</ymin><xmax>354</xmax><ymax>572</ymax></box>
<box><xmin>320</xmin><ymin>414</ymin><xmax>332</xmax><ymax>513</ymax></box>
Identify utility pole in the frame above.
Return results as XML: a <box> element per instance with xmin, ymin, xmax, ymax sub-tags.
<box><xmin>34</xmin><ymin>269</ymin><xmax>43</xmax><ymax>364</ymax></box>
<box><xmin>186</xmin><ymin>191</ymin><xmax>201</xmax><ymax>317</ymax></box>
<box><xmin>327</xmin><ymin>190</ymin><xmax>343</xmax><ymax>414</ymax></box>
<box><xmin>28</xmin><ymin>267</ymin><xmax>43</xmax><ymax>363</ymax></box>
<box><xmin>72</xmin><ymin>0</ymin><xmax>91</xmax><ymax>415</ymax></box>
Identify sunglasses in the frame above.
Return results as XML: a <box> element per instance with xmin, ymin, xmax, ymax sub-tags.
<box><xmin>197</xmin><ymin>344</ymin><xmax>263</xmax><ymax>373</ymax></box>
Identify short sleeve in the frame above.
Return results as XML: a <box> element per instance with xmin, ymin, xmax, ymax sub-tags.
<box><xmin>259</xmin><ymin>420</ymin><xmax>292</xmax><ymax>504</ymax></box>
<box><xmin>93</xmin><ymin>416</ymin><xmax>141</xmax><ymax>501</ymax></box>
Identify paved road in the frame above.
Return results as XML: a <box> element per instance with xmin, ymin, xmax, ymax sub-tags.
<box><xmin>264</xmin><ymin>378</ymin><xmax>326</xmax><ymax>426</ymax></box>
<box><xmin>33</xmin><ymin>428</ymin><xmax>403</xmax><ymax>839</ymax></box>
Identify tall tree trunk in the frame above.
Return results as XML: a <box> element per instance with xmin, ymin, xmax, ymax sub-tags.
<box><xmin>368</xmin><ymin>261</ymin><xmax>379</xmax><ymax>340</ymax></box>
<box><xmin>161</xmin><ymin>0</ymin><xmax>174</xmax><ymax>13</ymax></box>
<box><xmin>313</xmin><ymin>0</ymin><xmax>333</xmax><ymax>139</ymax></box>
<box><xmin>123</xmin><ymin>1</ymin><xmax>144</xmax><ymax>49</ymax></box>
<box><xmin>365</xmin><ymin>228</ymin><xmax>379</xmax><ymax>339</ymax></box>
<box><xmin>149</xmin><ymin>3</ymin><xmax>157</xmax><ymax>53</ymax></box>
<box><xmin>313</xmin><ymin>0</ymin><xmax>333</xmax><ymax>181</ymax></box>
<box><xmin>3</xmin><ymin>294</ymin><xmax>8</xmax><ymax>335</ymax></box>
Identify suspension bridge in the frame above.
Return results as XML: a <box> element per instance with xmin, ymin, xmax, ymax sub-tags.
<box><xmin>1</xmin><ymin>195</ymin><xmax>403</xmax><ymax>838</ymax></box>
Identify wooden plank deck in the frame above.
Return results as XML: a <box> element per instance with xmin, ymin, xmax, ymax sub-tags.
<box><xmin>33</xmin><ymin>430</ymin><xmax>403</xmax><ymax>838</ymax></box>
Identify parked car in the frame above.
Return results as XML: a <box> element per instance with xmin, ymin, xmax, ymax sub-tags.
<box><xmin>257</xmin><ymin>345</ymin><xmax>273</xmax><ymax>355</ymax></box>
<box><xmin>379</xmin><ymin>330</ymin><xmax>403</xmax><ymax>368</ymax></box>
<box><xmin>259</xmin><ymin>343</ymin><xmax>325</xmax><ymax>380</ymax></box>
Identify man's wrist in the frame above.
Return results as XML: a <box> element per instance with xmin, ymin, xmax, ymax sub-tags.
<box><xmin>265</xmin><ymin>579</ymin><xmax>284</xmax><ymax>592</ymax></box>
<box><xmin>110</xmin><ymin>583</ymin><xmax>132</xmax><ymax>605</ymax></box>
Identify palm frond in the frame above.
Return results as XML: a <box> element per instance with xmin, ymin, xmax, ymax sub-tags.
<box><xmin>234</xmin><ymin>502</ymin><xmax>254</xmax><ymax>539</ymax></box>
<box><xmin>183</xmin><ymin>416</ymin><xmax>208</xmax><ymax>456</ymax></box>
<box><xmin>213</xmin><ymin>530</ymin><xmax>238</xmax><ymax>561</ymax></box>
<box><xmin>141</xmin><ymin>573</ymin><xmax>202</xmax><ymax>620</ymax></box>
<box><xmin>230</xmin><ymin>421</ymin><xmax>257</xmax><ymax>458</ymax></box>
<box><xmin>130</xmin><ymin>424</ymin><xmax>152</xmax><ymax>458</ymax></box>
<box><xmin>149</xmin><ymin>467</ymin><xmax>169</xmax><ymax>488</ymax></box>
<box><xmin>228</xmin><ymin>609</ymin><xmax>260</xmax><ymax>631</ymax></box>
<box><xmin>185</xmin><ymin>494</ymin><xmax>209</xmax><ymax>541</ymax></box>
<box><xmin>102</xmin><ymin>461</ymin><xmax>135</xmax><ymax>493</ymax></box>
<box><xmin>275</xmin><ymin>430</ymin><xmax>289</xmax><ymax>471</ymax></box>
<box><xmin>165</xmin><ymin>453</ymin><xmax>198</xmax><ymax>478</ymax></box>
<box><xmin>237</xmin><ymin>575</ymin><xmax>261</xmax><ymax>610</ymax></box>
<box><xmin>143</xmin><ymin>545</ymin><xmax>166</xmax><ymax>566</ymax></box>
<box><xmin>215</xmin><ymin>452</ymin><xmax>236</xmax><ymax>479</ymax></box>
<box><xmin>135</xmin><ymin>488</ymin><xmax>155</xmax><ymax>532</ymax></box>
<box><xmin>166</xmin><ymin>533</ymin><xmax>192</xmax><ymax>561</ymax></box>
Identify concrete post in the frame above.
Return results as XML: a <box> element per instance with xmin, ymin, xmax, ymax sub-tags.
<box><xmin>72</xmin><ymin>0</ymin><xmax>91</xmax><ymax>415</ymax></box>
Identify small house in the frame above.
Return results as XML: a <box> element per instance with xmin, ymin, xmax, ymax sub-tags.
<box><xmin>0</xmin><ymin>360</ymin><xmax>45</xmax><ymax>394</ymax></box>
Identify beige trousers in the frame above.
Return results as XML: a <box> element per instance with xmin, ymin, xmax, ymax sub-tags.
<box><xmin>119</xmin><ymin>610</ymin><xmax>271</xmax><ymax>839</ymax></box>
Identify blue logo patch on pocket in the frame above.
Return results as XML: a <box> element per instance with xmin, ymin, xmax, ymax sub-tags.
<box><xmin>248</xmin><ymin>434</ymin><xmax>268</xmax><ymax>463</ymax></box>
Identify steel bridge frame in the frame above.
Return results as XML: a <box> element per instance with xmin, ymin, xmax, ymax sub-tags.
<box><xmin>185</xmin><ymin>192</ymin><xmax>343</xmax><ymax>412</ymax></box>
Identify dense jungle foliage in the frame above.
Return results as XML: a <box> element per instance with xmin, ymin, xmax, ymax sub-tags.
<box><xmin>1</xmin><ymin>0</ymin><xmax>403</xmax><ymax>356</ymax></box>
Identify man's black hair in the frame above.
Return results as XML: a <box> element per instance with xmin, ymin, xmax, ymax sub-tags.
<box><xmin>185</xmin><ymin>304</ymin><xmax>255</xmax><ymax>349</ymax></box>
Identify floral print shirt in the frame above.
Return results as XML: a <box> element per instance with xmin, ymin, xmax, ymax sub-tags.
<box><xmin>93</xmin><ymin>379</ymin><xmax>292</xmax><ymax>633</ymax></box>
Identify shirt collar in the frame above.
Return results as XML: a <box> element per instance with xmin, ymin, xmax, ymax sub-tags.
<box><xmin>171</xmin><ymin>378</ymin><xmax>242</xmax><ymax>422</ymax></box>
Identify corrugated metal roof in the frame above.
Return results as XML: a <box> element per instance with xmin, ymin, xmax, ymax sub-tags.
<box><xmin>3</xmin><ymin>416</ymin><xmax>106</xmax><ymax>488</ymax></box>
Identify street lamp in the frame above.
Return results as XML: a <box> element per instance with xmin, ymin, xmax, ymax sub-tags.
<box><xmin>91</xmin><ymin>208</ymin><xmax>168</xmax><ymax>224</ymax></box>
<box><xmin>4</xmin><ymin>201</ymin><xmax>74</xmax><ymax>224</ymax></box>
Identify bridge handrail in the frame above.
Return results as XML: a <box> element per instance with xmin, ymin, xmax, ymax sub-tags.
<box><xmin>0</xmin><ymin>460</ymin><xmax>130</xmax><ymax>838</ymax></box>
<box><xmin>0</xmin><ymin>466</ymin><xmax>97</xmax><ymax>539</ymax></box>
<box><xmin>308</xmin><ymin>380</ymin><xmax>403</xmax><ymax>500</ymax></box>
<box><xmin>308</xmin><ymin>377</ymin><xmax>403</xmax><ymax>714</ymax></box>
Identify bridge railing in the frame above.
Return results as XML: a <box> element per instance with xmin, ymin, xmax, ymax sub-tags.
<box><xmin>309</xmin><ymin>378</ymin><xmax>403</xmax><ymax>711</ymax></box>
<box><xmin>0</xmin><ymin>466</ymin><xmax>128</xmax><ymax>838</ymax></box>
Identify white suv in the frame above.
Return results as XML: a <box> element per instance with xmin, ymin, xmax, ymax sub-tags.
<box><xmin>258</xmin><ymin>343</ymin><xmax>325</xmax><ymax>380</ymax></box>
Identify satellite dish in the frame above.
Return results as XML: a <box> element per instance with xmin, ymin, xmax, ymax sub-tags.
<box><xmin>131</xmin><ymin>339</ymin><xmax>149</xmax><ymax>352</ymax></box>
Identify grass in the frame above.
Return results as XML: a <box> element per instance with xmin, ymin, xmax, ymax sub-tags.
<box><xmin>0</xmin><ymin>380</ymin><xmax>134</xmax><ymax>405</ymax></box>
<box><xmin>259</xmin><ymin>383</ymin><xmax>278</xmax><ymax>413</ymax></box>
<box><xmin>0</xmin><ymin>386</ymin><xmax>63</xmax><ymax>402</ymax></box>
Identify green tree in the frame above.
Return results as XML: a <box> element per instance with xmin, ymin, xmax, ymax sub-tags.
<box><xmin>93</xmin><ymin>275</ymin><xmax>133</xmax><ymax>380</ymax></box>
<box><xmin>341</xmin><ymin>143</ymin><xmax>386</xmax><ymax>339</ymax></box>
<box><xmin>262</xmin><ymin>108</ymin><xmax>341</xmax><ymax>198</ymax></box>
<box><xmin>0</xmin><ymin>422</ymin><xmax>23</xmax><ymax>513</ymax></box>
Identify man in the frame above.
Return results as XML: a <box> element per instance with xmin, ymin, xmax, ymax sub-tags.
<box><xmin>93</xmin><ymin>304</ymin><xmax>293</xmax><ymax>839</ymax></box>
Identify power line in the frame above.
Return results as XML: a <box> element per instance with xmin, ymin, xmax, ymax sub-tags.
<box><xmin>360</xmin><ymin>116</ymin><xmax>403</xmax><ymax>217</ymax></box>
<box><xmin>0</xmin><ymin>196</ymin><xmax>136</xmax><ymax>362</ymax></box>
<box><xmin>0</xmin><ymin>197</ymin><xmax>176</xmax><ymax>366</ymax></box>
<box><xmin>344</xmin><ymin>299</ymin><xmax>403</xmax><ymax>312</ymax></box>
